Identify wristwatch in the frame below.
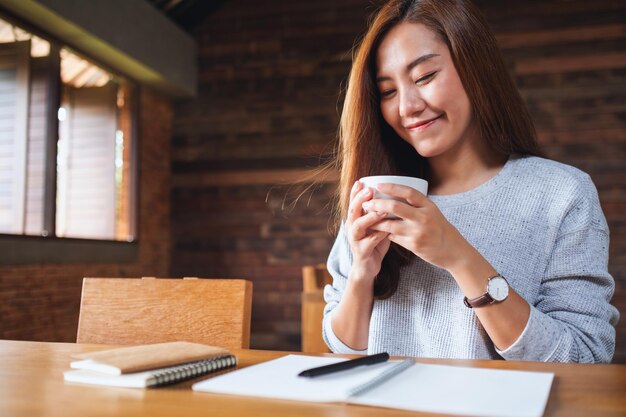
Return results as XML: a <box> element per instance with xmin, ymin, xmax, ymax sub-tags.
<box><xmin>463</xmin><ymin>274</ymin><xmax>510</xmax><ymax>308</ymax></box>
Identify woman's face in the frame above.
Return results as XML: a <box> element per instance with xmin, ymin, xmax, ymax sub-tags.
<box><xmin>375</xmin><ymin>22</ymin><xmax>477</xmax><ymax>159</ymax></box>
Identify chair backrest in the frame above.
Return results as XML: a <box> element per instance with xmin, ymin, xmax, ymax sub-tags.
<box><xmin>77</xmin><ymin>277</ymin><xmax>253</xmax><ymax>349</ymax></box>
<box><xmin>301</xmin><ymin>264</ymin><xmax>332</xmax><ymax>353</ymax></box>
<box><xmin>302</xmin><ymin>264</ymin><xmax>333</xmax><ymax>293</ymax></box>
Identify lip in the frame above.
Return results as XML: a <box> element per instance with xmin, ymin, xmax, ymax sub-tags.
<box><xmin>404</xmin><ymin>114</ymin><xmax>443</xmax><ymax>131</ymax></box>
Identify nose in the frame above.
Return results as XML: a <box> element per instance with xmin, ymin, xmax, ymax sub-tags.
<box><xmin>398</xmin><ymin>85</ymin><xmax>425</xmax><ymax>118</ymax></box>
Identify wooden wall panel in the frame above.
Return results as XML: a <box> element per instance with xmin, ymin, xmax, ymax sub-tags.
<box><xmin>172</xmin><ymin>0</ymin><xmax>626</xmax><ymax>361</ymax></box>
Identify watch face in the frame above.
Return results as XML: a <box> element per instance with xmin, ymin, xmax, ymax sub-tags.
<box><xmin>487</xmin><ymin>276</ymin><xmax>509</xmax><ymax>302</ymax></box>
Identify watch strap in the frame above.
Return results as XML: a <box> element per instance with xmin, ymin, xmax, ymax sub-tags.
<box><xmin>463</xmin><ymin>293</ymin><xmax>495</xmax><ymax>308</ymax></box>
<box><xmin>463</xmin><ymin>274</ymin><xmax>508</xmax><ymax>309</ymax></box>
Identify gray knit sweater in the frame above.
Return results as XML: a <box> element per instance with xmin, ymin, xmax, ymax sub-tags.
<box><xmin>323</xmin><ymin>156</ymin><xmax>619</xmax><ymax>363</ymax></box>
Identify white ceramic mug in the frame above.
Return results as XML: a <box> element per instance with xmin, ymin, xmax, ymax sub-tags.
<box><xmin>359</xmin><ymin>175</ymin><xmax>428</xmax><ymax>219</ymax></box>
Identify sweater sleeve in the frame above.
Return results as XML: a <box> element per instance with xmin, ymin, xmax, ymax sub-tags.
<box><xmin>322</xmin><ymin>224</ymin><xmax>368</xmax><ymax>354</ymax></box>
<box><xmin>497</xmin><ymin>175</ymin><xmax>619</xmax><ymax>363</ymax></box>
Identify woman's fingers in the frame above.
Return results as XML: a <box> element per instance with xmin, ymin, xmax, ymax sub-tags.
<box><xmin>347</xmin><ymin>185</ymin><xmax>374</xmax><ymax>224</ymax></box>
<box><xmin>376</xmin><ymin>183</ymin><xmax>428</xmax><ymax>207</ymax></box>
<box><xmin>359</xmin><ymin>184</ymin><xmax>427</xmax><ymax>221</ymax></box>
<box><xmin>346</xmin><ymin>181</ymin><xmax>362</xmax><ymax>226</ymax></box>
<box><xmin>350</xmin><ymin>180</ymin><xmax>362</xmax><ymax>201</ymax></box>
<box><xmin>368</xmin><ymin>217</ymin><xmax>401</xmax><ymax>235</ymax></box>
<box><xmin>350</xmin><ymin>210</ymin><xmax>386</xmax><ymax>241</ymax></box>
<box><xmin>361</xmin><ymin>230</ymin><xmax>390</xmax><ymax>252</ymax></box>
<box><xmin>362</xmin><ymin>198</ymin><xmax>415</xmax><ymax>220</ymax></box>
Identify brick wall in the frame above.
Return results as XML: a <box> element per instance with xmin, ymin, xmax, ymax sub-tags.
<box><xmin>1</xmin><ymin>0</ymin><xmax>622</xmax><ymax>363</ymax></box>
<box><xmin>481</xmin><ymin>1</ymin><xmax>626</xmax><ymax>363</ymax></box>
<box><xmin>0</xmin><ymin>88</ymin><xmax>172</xmax><ymax>342</ymax></box>
<box><xmin>171</xmin><ymin>0</ymin><xmax>626</xmax><ymax>361</ymax></box>
<box><xmin>170</xmin><ymin>0</ymin><xmax>368</xmax><ymax>350</ymax></box>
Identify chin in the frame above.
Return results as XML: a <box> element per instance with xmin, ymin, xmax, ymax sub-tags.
<box><xmin>404</xmin><ymin>139</ymin><xmax>444</xmax><ymax>159</ymax></box>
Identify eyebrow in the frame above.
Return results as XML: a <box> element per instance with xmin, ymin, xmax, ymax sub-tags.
<box><xmin>376</xmin><ymin>53</ymin><xmax>440</xmax><ymax>82</ymax></box>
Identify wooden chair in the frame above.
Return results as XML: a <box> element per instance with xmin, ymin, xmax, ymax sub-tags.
<box><xmin>76</xmin><ymin>277</ymin><xmax>253</xmax><ymax>349</ymax></box>
<box><xmin>301</xmin><ymin>264</ymin><xmax>333</xmax><ymax>353</ymax></box>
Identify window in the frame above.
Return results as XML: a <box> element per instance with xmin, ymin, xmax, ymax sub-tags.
<box><xmin>0</xmin><ymin>16</ymin><xmax>136</xmax><ymax>241</ymax></box>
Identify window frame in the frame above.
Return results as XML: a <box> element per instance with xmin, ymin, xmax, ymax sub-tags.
<box><xmin>0</xmin><ymin>8</ymin><xmax>140</xmax><ymax>264</ymax></box>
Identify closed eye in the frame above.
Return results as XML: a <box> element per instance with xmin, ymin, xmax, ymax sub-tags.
<box><xmin>415</xmin><ymin>71</ymin><xmax>436</xmax><ymax>85</ymax></box>
<box><xmin>379</xmin><ymin>71</ymin><xmax>436</xmax><ymax>98</ymax></box>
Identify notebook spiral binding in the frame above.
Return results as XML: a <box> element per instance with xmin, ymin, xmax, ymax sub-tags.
<box><xmin>146</xmin><ymin>355</ymin><xmax>237</xmax><ymax>387</ymax></box>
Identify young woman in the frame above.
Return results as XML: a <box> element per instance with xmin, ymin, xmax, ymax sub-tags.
<box><xmin>323</xmin><ymin>0</ymin><xmax>619</xmax><ymax>362</ymax></box>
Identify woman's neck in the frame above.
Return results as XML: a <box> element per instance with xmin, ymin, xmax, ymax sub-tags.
<box><xmin>426</xmin><ymin>138</ymin><xmax>507</xmax><ymax>196</ymax></box>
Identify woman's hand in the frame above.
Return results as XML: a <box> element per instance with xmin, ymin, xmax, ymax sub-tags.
<box><xmin>345</xmin><ymin>181</ymin><xmax>391</xmax><ymax>282</ymax></box>
<box><xmin>363</xmin><ymin>183</ymin><xmax>466</xmax><ymax>271</ymax></box>
<box><xmin>329</xmin><ymin>181</ymin><xmax>390</xmax><ymax>351</ymax></box>
<box><xmin>363</xmin><ymin>182</ymin><xmax>532</xmax><ymax>351</ymax></box>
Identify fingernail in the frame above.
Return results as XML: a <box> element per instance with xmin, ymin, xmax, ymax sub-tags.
<box><xmin>362</xmin><ymin>201</ymin><xmax>372</xmax><ymax>209</ymax></box>
<box><xmin>376</xmin><ymin>211</ymin><xmax>387</xmax><ymax>217</ymax></box>
<box><xmin>352</xmin><ymin>181</ymin><xmax>359</xmax><ymax>191</ymax></box>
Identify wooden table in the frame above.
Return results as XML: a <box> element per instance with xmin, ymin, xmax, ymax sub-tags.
<box><xmin>1</xmin><ymin>340</ymin><xmax>625</xmax><ymax>417</ymax></box>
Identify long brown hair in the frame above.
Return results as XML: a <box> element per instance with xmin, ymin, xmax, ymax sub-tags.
<box><xmin>336</xmin><ymin>0</ymin><xmax>541</xmax><ymax>298</ymax></box>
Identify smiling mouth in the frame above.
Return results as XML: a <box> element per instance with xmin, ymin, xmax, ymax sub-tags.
<box><xmin>405</xmin><ymin>114</ymin><xmax>443</xmax><ymax>131</ymax></box>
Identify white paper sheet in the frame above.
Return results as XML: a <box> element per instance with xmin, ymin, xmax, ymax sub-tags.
<box><xmin>193</xmin><ymin>355</ymin><xmax>398</xmax><ymax>402</ymax></box>
<box><xmin>351</xmin><ymin>362</ymin><xmax>554</xmax><ymax>417</ymax></box>
<box><xmin>192</xmin><ymin>354</ymin><xmax>554</xmax><ymax>417</ymax></box>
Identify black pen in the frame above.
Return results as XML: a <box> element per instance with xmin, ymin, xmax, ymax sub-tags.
<box><xmin>298</xmin><ymin>352</ymin><xmax>390</xmax><ymax>378</ymax></box>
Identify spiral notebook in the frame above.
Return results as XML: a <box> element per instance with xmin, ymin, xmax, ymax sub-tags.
<box><xmin>192</xmin><ymin>354</ymin><xmax>554</xmax><ymax>417</ymax></box>
<box><xmin>64</xmin><ymin>341</ymin><xmax>236</xmax><ymax>388</ymax></box>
